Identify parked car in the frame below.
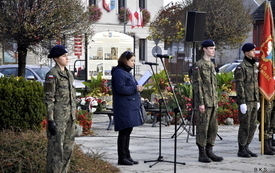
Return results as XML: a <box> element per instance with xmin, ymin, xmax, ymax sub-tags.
<box><xmin>219</xmin><ymin>63</ymin><xmax>240</xmax><ymax>73</ymax></box>
<box><xmin>0</xmin><ymin>64</ymin><xmax>86</xmax><ymax>89</ymax></box>
<box><xmin>223</xmin><ymin>63</ymin><xmax>240</xmax><ymax>73</ymax></box>
<box><xmin>0</xmin><ymin>64</ymin><xmax>50</xmax><ymax>84</ymax></box>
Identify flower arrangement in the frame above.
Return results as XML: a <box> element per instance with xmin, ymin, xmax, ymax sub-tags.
<box><xmin>77</xmin><ymin>96</ymin><xmax>110</xmax><ymax>113</ymax></box>
<box><xmin>141</xmin><ymin>8</ymin><xmax>151</xmax><ymax>26</ymax></box>
<box><xmin>76</xmin><ymin>110</ymin><xmax>92</xmax><ymax>135</ymax></box>
<box><xmin>82</xmin><ymin>72</ymin><xmax>109</xmax><ymax>97</ymax></box>
<box><xmin>88</xmin><ymin>5</ymin><xmax>102</xmax><ymax>22</ymax></box>
<box><xmin>217</xmin><ymin>94</ymin><xmax>239</xmax><ymax>125</ymax></box>
<box><xmin>118</xmin><ymin>7</ymin><xmax>130</xmax><ymax>23</ymax></box>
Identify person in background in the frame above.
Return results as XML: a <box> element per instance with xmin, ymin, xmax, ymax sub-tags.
<box><xmin>44</xmin><ymin>45</ymin><xmax>76</xmax><ymax>172</ymax></box>
<box><xmin>234</xmin><ymin>43</ymin><xmax>260</xmax><ymax>158</ymax></box>
<box><xmin>192</xmin><ymin>39</ymin><xmax>223</xmax><ymax>163</ymax></box>
<box><xmin>258</xmin><ymin>97</ymin><xmax>275</xmax><ymax>155</ymax></box>
<box><xmin>111</xmin><ymin>51</ymin><xmax>144</xmax><ymax>166</ymax></box>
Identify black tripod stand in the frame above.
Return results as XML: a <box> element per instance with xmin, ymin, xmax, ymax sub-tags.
<box><xmin>144</xmin><ymin>99</ymin><xmax>185</xmax><ymax>169</ymax></box>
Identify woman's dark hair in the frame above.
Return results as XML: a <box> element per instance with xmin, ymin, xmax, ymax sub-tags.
<box><xmin>118</xmin><ymin>51</ymin><xmax>135</xmax><ymax>67</ymax></box>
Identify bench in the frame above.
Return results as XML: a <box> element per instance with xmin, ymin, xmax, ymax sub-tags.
<box><xmin>93</xmin><ymin>110</ymin><xmax>114</xmax><ymax>130</ymax></box>
<box><xmin>93</xmin><ymin>108</ymin><xmax>170</xmax><ymax>130</ymax></box>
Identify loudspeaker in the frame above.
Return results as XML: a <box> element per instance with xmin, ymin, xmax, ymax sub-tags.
<box><xmin>185</xmin><ymin>11</ymin><xmax>206</xmax><ymax>42</ymax></box>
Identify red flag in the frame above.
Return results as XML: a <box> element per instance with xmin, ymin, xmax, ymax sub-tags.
<box><xmin>129</xmin><ymin>11</ymin><xmax>137</xmax><ymax>29</ymax></box>
<box><xmin>128</xmin><ymin>8</ymin><xmax>143</xmax><ymax>29</ymax></box>
<box><xmin>258</xmin><ymin>1</ymin><xmax>275</xmax><ymax>101</ymax></box>
<box><xmin>137</xmin><ymin>8</ymin><xmax>143</xmax><ymax>27</ymax></box>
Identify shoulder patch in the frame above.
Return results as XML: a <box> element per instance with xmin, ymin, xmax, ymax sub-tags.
<box><xmin>48</xmin><ymin>75</ymin><xmax>54</xmax><ymax>79</ymax></box>
<box><xmin>193</xmin><ymin>66</ymin><xmax>199</xmax><ymax>70</ymax></box>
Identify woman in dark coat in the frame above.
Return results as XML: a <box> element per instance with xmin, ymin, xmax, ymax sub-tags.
<box><xmin>111</xmin><ymin>51</ymin><xmax>144</xmax><ymax>165</ymax></box>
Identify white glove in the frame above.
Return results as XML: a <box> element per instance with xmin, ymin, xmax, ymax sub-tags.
<box><xmin>257</xmin><ymin>102</ymin><xmax>260</xmax><ymax>110</ymax></box>
<box><xmin>240</xmin><ymin>104</ymin><xmax>247</xmax><ymax>114</ymax></box>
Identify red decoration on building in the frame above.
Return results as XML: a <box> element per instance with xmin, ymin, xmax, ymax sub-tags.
<box><xmin>74</xmin><ymin>35</ymin><xmax>82</xmax><ymax>57</ymax></box>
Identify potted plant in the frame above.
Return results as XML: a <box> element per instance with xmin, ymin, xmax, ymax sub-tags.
<box><xmin>82</xmin><ymin>72</ymin><xmax>109</xmax><ymax>97</ymax></box>
<box><xmin>141</xmin><ymin>8</ymin><xmax>151</xmax><ymax>26</ymax></box>
<box><xmin>118</xmin><ymin>7</ymin><xmax>130</xmax><ymax>23</ymax></box>
<box><xmin>88</xmin><ymin>5</ymin><xmax>102</xmax><ymax>23</ymax></box>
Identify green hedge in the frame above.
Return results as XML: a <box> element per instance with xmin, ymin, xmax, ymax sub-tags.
<box><xmin>0</xmin><ymin>77</ymin><xmax>46</xmax><ymax>131</ymax></box>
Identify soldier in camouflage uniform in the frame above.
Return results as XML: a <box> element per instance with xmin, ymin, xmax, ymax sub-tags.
<box><xmin>192</xmin><ymin>40</ymin><xmax>223</xmax><ymax>163</ymax></box>
<box><xmin>258</xmin><ymin>98</ymin><xmax>275</xmax><ymax>155</ymax></box>
<box><xmin>44</xmin><ymin>45</ymin><xmax>76</xmax><ymax>173</ymax></box>
<box><xmin>234</xmin><ymin>43</ymin><xmax>260</xmax><ymax>158</ymax></box>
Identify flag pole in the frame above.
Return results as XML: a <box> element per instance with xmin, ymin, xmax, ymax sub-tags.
<box><xmin>260</xmin><ymin>97</ymin><xmax>265</xmax><ymax>154</ymax></box>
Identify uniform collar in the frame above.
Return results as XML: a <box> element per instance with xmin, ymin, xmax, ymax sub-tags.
<box><xmin>55</xmin><ymin>65</ymin><xmax>69</xmax><ymax>78</ymax></box>
<box><xmin>244</xmin><ymin>56</ymin><xmax>256</xmax><ymax>66</ymax></box>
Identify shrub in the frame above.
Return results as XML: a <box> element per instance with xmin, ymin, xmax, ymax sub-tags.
<box><xmin>0</xmin><ymin>130</ymin><xmax>120</xmax><ymax>173</ymax></box>
<box><xmin>0</xmin><ymin>77</ymin><xmax>46</xmax><ymax>131</ymax></box>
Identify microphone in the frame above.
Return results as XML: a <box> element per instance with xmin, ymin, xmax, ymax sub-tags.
<box><xmin>142</xmin><ymin>61</ymin><xmax>159</xmax><ymax>66</ymax></box>
<box><xmin>154</xmin><ymin>53</ymin><xmax>172</xmax><ymax>59</ymax></box>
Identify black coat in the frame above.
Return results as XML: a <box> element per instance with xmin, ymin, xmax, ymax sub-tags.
<box><xmin>111</xmin><ymin>66</ymin><xmax>143</xmax><ymax>131</ymax></box>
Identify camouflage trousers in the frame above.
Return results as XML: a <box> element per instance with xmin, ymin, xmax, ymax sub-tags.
<box><xmin>46</xmin><ymin>119</ymin><xmax>75</xmax><ymax>173</ymax></box>
<box><xmin>238</xmin><ymin>101</ymin><xmax>258</xmax><ymax>146</ymax></box>
<box><xmin>196</xmin><ymin>107</ymin><xmax>218</xmax><ymax>147</ymax></box>
<box><xmin>258</xmin><ymin>100</ymin><xmax>275</xmax><ymax>139</ymax></box>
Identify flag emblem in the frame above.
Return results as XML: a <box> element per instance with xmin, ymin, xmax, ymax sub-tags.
<box><xmin>103</xmin><ymin>0</ymin><xmax>115</xmax><ymax>12</ymax></box>
<box><xmin>48</xmin><ymin>75</ymin><xmax>54</xmax><ymax>79</ymax></box>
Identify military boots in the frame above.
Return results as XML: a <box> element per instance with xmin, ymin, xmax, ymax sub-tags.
<box><xmin>245</xmin><ymin>144</ymin><xmax>258</xmax><ymax>157</ymax></box>
<box><xmin>264</xmin><ymin>139</ymin><xmax>275</xmax><ymax>155</ymax></box>
<box><xmin>197</xmin><ymin>144</ymin><xmax>211</xmax><ymax>163</ymax></box>
<box><xmin>238</xmin><ymin>143</ymin><xmax>251</xmax><ymax>157</ymax></box>
<box><xmin>268</xmin><ymin>138</ymin><xmax>275</xmax><ymax>152</ymax></box>
<box><xmin>206</xmin><ymin>144</ymin><xmax>223</xmax><ymax>162</ymax></box>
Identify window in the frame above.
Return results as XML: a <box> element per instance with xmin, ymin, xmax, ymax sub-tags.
<box><xmin>139</xmin><ymin>39</ymin><xmax>146</xmax><ymax>61</ymax></box>
<box><xmin>1</xmin><ymin>68</ymin><xmax>17</xmax><ymax>77</ymax></box>
<box><xmin>25</xmin><ymin>69</ymin><xmax>36</xmax><ymax>80</ymax></box>
<box><xmin>89</xmin><ymin>0</ymin><xmax>96</xmax><ymax>6</ymax></box>
<box><xmin>118</xmin><ymin>0</ymin><xmax>125</xmax><ymax>9</ymax></box>
<box><xmin>139</xmin><ymin>0</ymin><xmax>146</xmax><ymax>8</ymax></box>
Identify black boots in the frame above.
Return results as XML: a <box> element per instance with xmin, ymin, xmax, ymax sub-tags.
<box><xmin>264</xmin><ymin>139</ymin><xmax>275</xmax><ymax>155</ymax></box>
<box><xmin>206</xmin><ymin>144</ymin><xmax>224</xmax><ymax>162</ymax></box>
<box><xmin>118</xmin><ymin>158</ymin><xmax>134</xmax><ymax>165</ymax></box>
<box><xmin>268</xmin><ymin>138</ymin><xmax>275</xmax><ymax>152</ymax></box>
<box><xmin>238</xmin><ymin>143</ymin><xmax>251</xmax><ymax>158</ymax></box>
<box><xmin>197</xmin><ymin>145</ymin><xmax>211</xmax><ymax>163</ymax></box>
<box><xmin>245</xmin><ymin>144</ymin><xmax>258</xmax><ymax>157</ymax></box>
<box><xmin>128</xmin><ymin>158</ymin><xmax>139</xmax><ymax>164</ymax></box>
<box><xmin>118</xmin><ymin>158</ymin><xmax>139</xmax><ymax>165</ymax></box>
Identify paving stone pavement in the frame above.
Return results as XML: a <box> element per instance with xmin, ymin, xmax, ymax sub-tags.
<box><xmin>75</xmin><ymin>114</ymin><xmax>275</xmax><ymax>173</ymax></box>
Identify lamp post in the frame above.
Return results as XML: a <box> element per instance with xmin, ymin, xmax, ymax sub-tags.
<box><xmin>123</xmin><ymin>1</ymin><xmax>127</xmax><ymax>34</ymax></box>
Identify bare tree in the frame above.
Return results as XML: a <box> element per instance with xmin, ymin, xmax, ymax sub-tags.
<box><xmin>0</xmin><ymin>0</ymin><xmax>93</xmax><ymax>77</ymax></box>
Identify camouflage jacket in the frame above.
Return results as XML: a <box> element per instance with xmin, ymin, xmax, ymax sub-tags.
<box><xmin>44</xmin><ymin>65</ymin><xmax>76</xmax><ymax>121</ymax></box>
<box><xmin>192</xmin><ymin>58</ymin><xmax>218</xmax><ymax>107</ymax></box>
<box><xmin>234</xmin><ymin>57</ymin><xmax>259</xmax><ymax>104</ymax></box>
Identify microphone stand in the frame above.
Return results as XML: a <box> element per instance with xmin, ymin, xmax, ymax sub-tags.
<box><xmin>156</xmin><ymin>57</ymin><xmax>192</xmax><ymax>138</ymax></box>
<box><xmin>144</xmin><ymin>64</ymin><xmax>185</xmax><ymax>168</ymax></box>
